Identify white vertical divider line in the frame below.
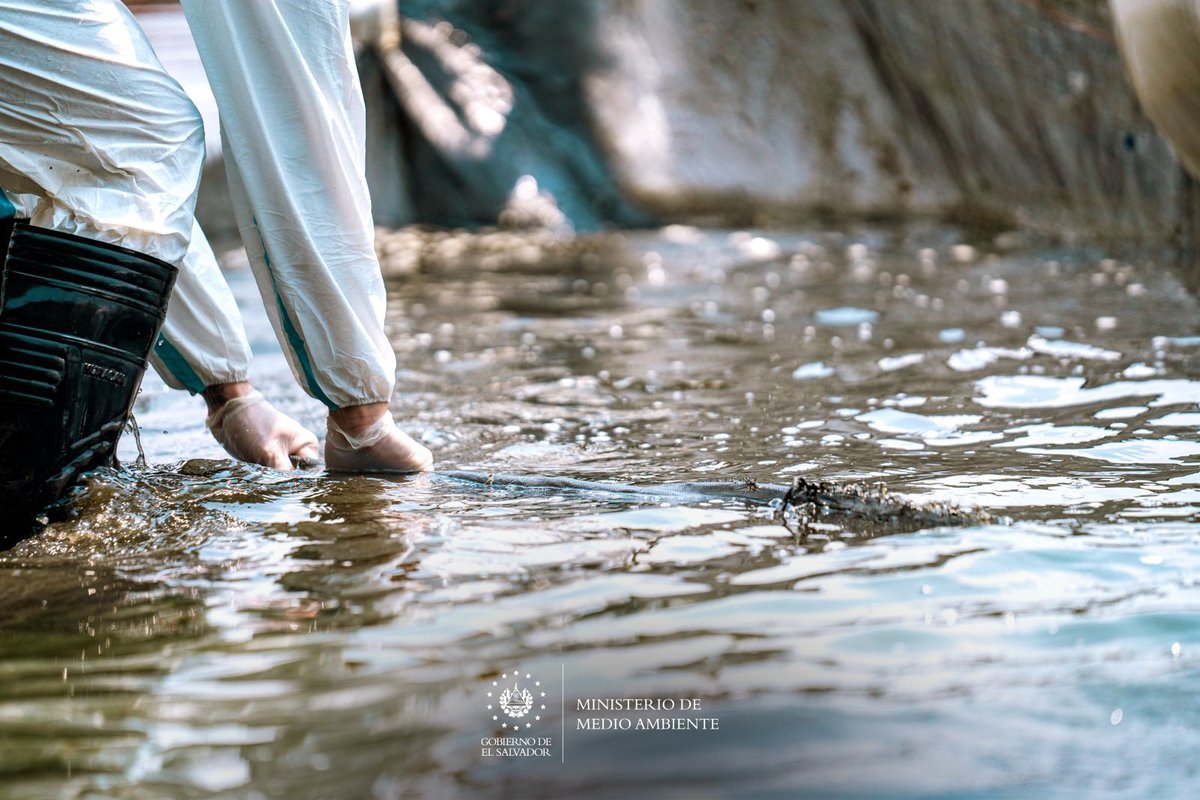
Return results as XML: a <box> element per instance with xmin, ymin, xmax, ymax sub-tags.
<box><xmin>561</xmin><ymin>662</ymin><xmax>565</xmax><ymax>764</ymax></box>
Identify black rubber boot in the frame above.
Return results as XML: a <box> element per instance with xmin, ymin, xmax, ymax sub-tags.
<box><xmin>0</xmin><ymin>219</ymin><xmax>177</xmax><ymax>546</ymax></box>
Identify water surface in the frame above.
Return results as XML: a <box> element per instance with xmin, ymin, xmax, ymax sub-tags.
<box><xmin>3</xmin><ymin>224</ymin><xmax>1200</xmax><ymax>798</ymax></box>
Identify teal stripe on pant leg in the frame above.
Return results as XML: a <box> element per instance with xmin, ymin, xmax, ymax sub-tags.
<box><xmin>0</xmin><ymin>188</ymin><xmax>16</xmax><ymax>220</ymax></box>
<box><xmin>154</xmin><ymin>334</ymin><xmax>207</xmax><ymax>394</ymax></box>
<box><xmin>251</xmin><ymin>218</ymin><xmax>338</xmax><ymax>410</ymax></box>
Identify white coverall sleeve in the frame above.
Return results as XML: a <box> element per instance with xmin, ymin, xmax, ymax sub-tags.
<box><xmin>180</xmin><ymin>0</ymin><xmax>397</xmax><ymax>410</ymax></box>
<box><xmin>0</xmin><ymin>0</ymin><xmax>253</xmax><ymax>392</ymax></box>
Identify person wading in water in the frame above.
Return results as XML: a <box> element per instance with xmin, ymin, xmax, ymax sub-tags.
<box><xmin>0</xmin><ymin>0</ymin><xmax>432</xmax><ymax>534</ymax></box>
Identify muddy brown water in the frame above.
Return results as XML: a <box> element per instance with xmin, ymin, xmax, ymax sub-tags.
<box><xmin>3</xmin><ymin>224</ymin><xmax>1200</xmax><ymax>798</ymax></box>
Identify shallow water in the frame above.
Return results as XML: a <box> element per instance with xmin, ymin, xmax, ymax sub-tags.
<box><xmin>3</xmin><ymin>224</ymin><xmax>1200</xmax><ymax>798</ymax></box>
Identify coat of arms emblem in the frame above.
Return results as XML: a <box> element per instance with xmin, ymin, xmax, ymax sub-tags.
<box><xmin>487</xmin><ymin>669</ymin><xmax>547</xmax><ymax>729</ymax></box>
<box><xmin>499</xmin><ymin>683</ymin><xmax>533</xmax><ymax>718</ymax></box>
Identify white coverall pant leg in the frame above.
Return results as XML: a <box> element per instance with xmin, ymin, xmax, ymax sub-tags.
<box><xmin>181</xmin><ymin>0</ymin><xmax>397</xmax><ymax>410</ymax></box>
<box><xmin>0</xmin><ymin>0</ymin><xmax>252</xmax><ymax>392</ymax></box>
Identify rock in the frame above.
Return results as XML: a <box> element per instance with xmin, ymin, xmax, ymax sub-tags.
<box><xmin>586</xmin><ymin>0</ymin><xmax>1187</xmax><ymax>240</ymax></box>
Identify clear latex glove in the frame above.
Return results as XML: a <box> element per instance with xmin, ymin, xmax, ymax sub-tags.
<box><xmin>206</xmin><ymin>391</ymin><xmax>320</xmax><ymax>470</ymax></box>
<box><xmin>325</xmin><ymin>413</ymin><xmax>434</xmax><ymax>473</ymax></box>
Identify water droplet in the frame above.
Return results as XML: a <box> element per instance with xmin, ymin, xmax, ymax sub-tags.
<box><xmin>952</xmin><ymin>244</ymin><xmax>976</xmax><ymax>263</ymax></box>
<box><xmin>938</xmin><ymin>328</ymin><xmax>965</xmax><ymax>343</ymax></box>
<box><xmin>792</xmin><ymin>362</ymin><xmax>834</xmax><ymax>380</ymax></box>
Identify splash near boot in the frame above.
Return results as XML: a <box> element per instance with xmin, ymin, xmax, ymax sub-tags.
<box><xmin>0</xmin><ymin>217</ymin><xmax>177</xmax><ymax>544</ymax></box>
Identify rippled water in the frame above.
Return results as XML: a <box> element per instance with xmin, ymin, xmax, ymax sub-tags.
<box><xmin>3</xmin><ymin>224</ymin><xmax>1200</xmax><ymax>798</ymax></box>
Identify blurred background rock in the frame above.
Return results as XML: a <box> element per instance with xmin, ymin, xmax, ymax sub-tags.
<box><xmin>126</xmin><ymin>1</ymin><xmax>1196</xmax><ymax>262</ymax></box>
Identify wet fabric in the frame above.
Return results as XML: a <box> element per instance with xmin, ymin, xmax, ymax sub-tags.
<box><xmin>0</xmin><ymin>0</ymin><xmax>395</xmax><ymax>409</ymax></box>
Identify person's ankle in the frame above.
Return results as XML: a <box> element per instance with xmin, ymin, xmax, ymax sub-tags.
<box><xmin>203</xmin><ymin>381</ymin><xmax>256</xmax><ymax>415</ymax></box>
<box><xmin>329</xmin><ymin>402</ymin><xmax>390</xmax><ymax>439</ymax></box>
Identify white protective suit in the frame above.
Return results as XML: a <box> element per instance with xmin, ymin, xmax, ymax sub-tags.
<box><xmin>0</xmin><ymin>0</ymin><xmax>395</xmax><ymax>410</ymax></box>
<box><xmin>1111</xmin><ymin>0</ymin><xmax>1200</xmax><ymax>179</ymax></box>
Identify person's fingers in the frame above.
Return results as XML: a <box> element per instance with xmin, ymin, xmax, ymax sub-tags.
<box><xmin>285</xmin><ymin>426</ymin><xmax>320</xmax><ymax>466</ymax></box>
<box><xmin>292</xmin><ymin>441</ymin><xmax>321</xmax><ymax>468</ymax></box>
<box><xmin>264</xmin><ymin>444</ymin><xmax>294</xmax><ymax>471</ymax></box>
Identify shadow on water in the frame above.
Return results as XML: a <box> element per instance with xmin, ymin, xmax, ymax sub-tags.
<box><xmin>6</xmin><ymin>223</ymin><xmax>1200</xmax><ymax>797</ymax></box>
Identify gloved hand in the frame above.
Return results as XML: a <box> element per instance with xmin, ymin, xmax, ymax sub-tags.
<box><xmin>325</xmin><ymin>413</ymin><xmax>434</xmax><ymax>473</ymax></box>
<box><xmin>206</xmin><ymin>390</ymin><xmax>321</xmax><ymax>470</ymax></box>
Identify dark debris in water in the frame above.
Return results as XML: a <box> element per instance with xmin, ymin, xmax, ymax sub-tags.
<box><xmin>781</xmin><ymin>477</ymin><xmax>994</xmax><ymax>534</ymax></box>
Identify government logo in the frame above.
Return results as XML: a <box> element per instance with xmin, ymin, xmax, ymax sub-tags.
<box><xmin>487</xmin><ymin>668</ymin><xmax>546</xmax><ymax>730</ymax></box>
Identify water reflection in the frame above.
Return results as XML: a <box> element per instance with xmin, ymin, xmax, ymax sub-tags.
<box><xmin>4</xmin><ymin>224</ymin><xmax>1200</xmax><ymax>797</ymax></box>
